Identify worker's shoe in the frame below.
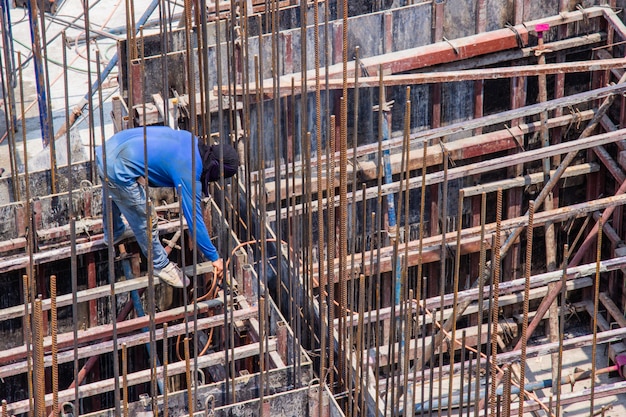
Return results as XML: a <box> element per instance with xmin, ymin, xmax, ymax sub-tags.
<box><xmin>155</xmin><ymin>262</ymin><xmax>190</xmax><ymax>288</ymax></box>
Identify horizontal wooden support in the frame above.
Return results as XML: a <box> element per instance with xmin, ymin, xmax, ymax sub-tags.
<box><xmin>5</xmin><ymin>339</ymin><xmax>278</xmax><ymax>416</ymax></box>
<box><xmin>356</xmin><ymin>111</ymin><xmax>595</xmax><ymax>182</ymax></box>
<box><xmin>0</xmin><ymin>304</ymin><xmax>258</xmax><ymax>379</ymax></box>
<box><xmin>314</xmin><ymin>193</ymin><xmax>626</xmax><ymax>281</ymax></box>
<box><xmin>510</xmin><ymin>379</ymin><xmax>626</xmax><ymax>414</ymax></box>
<box><xmin>262</xmin><ymin>7</ymin><xmax>603</xmax><ymax>90</ymax></box>
<box><xmin>462</xmin><ymin>163</ymin><xmax>598</xmax><ymax>197</ymax></box>
<box><xmin>0</xmin><ymin>261</ymin><xmax>214</xmax><ymax>322</ymax></box>
<box><xmin>251</xmin><ymin>83</ymin><xmax>626</xmax><ymax>198</ymax></box>
<box><xmin>340</xmin><ymin>273</ymin><xmax>590</xmax><ymax>330</ymax></box>
<box><xmin>376</xmin><ymin>321</ymin><xmax>517</xmax><ymax>367</ymax></box>
<box><xmin>0</xmin><ymin>297</ymin><xmax>224</xmax><ymax>365</ymax></box>
<box><xmin>267</xmin><ymin>124</ymin><xmax>626</xmax><ymax>222</ymax></box>
<box><xmin>232</xmin><ymin>59</ymin><xmax>626</xmax><ymax>97</ymax></box>
<box><xmin>262</xmin><ymin>110</ymin><xmax>594</xmax><ymax>205</ymax></box>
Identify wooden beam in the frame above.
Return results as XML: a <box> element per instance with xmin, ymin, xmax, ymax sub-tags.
<box><xmin>231</xmin><ymin>59</ymin><xmax>626</xmax><ymax>97</ymax></box>
<box><xmin>0</xmin><ymin>305</ymin><xmax>258</xmax><ymax>379</ymax></box>
<box><xmin>462</xmin><ymin>163</ymin><xmax>599</xmax><ymax>196</ymax></box>
<box><xmin>5</xmin><ymin>339</ymin><xmax>278</xmax><ymax>416</ymax></box>
<box><xmin>270</xmin><ymin>127</ymin><xmax>626</xmax><ymax>224</ymax></box>
<box><xmin>313</xmin><ymin>189</ymin><xmax>626</xmax><ymax>280</ymax></box>
<box><xmin>0</xmin><ymin>297</ymin><xmax>224</xmax><ymax>364</ymax></box>
<box><xmin>257</xmin><ymin>81</ymin><xmax>626</xmax><ymax>190</ymax></box>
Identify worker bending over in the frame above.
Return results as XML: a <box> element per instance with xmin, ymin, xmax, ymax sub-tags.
<box><xmin>96</xmin><ymin>126</ymin><xmax>239</xmax><ymax>288</ymax></box>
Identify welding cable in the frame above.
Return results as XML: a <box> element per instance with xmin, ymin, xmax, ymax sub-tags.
<box><xmin>223</xmin><ymin>239</ymin><xmax>354</xmax><ymax>313</ymax></box>
<box><xmin>420</xmin><ymin>305</ymin><xmax>555</xmax><ymax>416</ymax></box>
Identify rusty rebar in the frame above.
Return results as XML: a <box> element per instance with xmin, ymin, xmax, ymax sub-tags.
<box><xmin>518</xmin><ymin>200</ymin><xmax>534</xmax><ymax>417</ymax></box>
<box><xmin>21</xmin><ymin>274</ymin><xmax>33</xmax><ymax>417</ymax></box>
<box><xmin>122</xmin><ymin>342</ymin><xmax>129</xmax><ymax>417</ymax></box>
<box><xmin>590</xmin><ymin>220</ymin><xmax>603</xmax><ymax>415</ymax></box>
<box><xmin>51</xmin><ymin>275</ymin><xmax>59</xmax><ymax>416</ymax></box>
<box><xmin>33</xmin><ymin>297</ymin><xmax>45</xmax><ymax>416</ymax></box>
<box><xmin>448</xmin><ymin>189</ymin><xmax>465</xmax><ymax>417</ymax></box>
<box><xmin>489</xmin><ymin>189</ymin><xmax>503</xmax><ymax>416</ymax></box>
<box><xmin>163</xmin><ymin>322</ymin><xmax>169</xmax><ymax>417</ymax></box>
<box><xmin>184</xmin><ymin>336</ymin><xmax>193</xmax><ymax>415</ymax></box>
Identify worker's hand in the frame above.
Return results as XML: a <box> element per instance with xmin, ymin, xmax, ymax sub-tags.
<box><xmin>212</xmin><ymin>258</ymin><xmax>224</xmax><ymax>281</ymax></box>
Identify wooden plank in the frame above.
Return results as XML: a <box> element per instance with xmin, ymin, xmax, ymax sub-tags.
<box><xmin>0</xmin><ymin>305</ymin><xmax>258</xmax><ymax>379</ymax></box>
<box><xmin>234</xmin><ymin>59</ymin><xmax>626</xmax><ymax>97</ymax></box>
<box><xmin>462</xmin><ymin>163</ymin><xmax>599</xmax><ymax>196</ymax></box>
<box><xmin>356</xmin><ymin>111</ymin><xmax>595</xmax><ymax>181</ymax></box>
<box><xmin>314</xmin><ymin>193</ymin><xmax>626</xmax><ymax>281</ymax></box>
<box><xmin>269</xmin><ymin>127</ymin><xmax>626</xmax><ymax>224</ymax></box>
<box><xmin>340</xmin><ymin>277</ymin><xmax>592</xmax><ymax>328</ymax></box>
<box><xmin>5</xmin><ymin>340</ymin><xmax>278</xmax><ymax>416</ymax></box>
<box><xmin>0</xmin><ymin>261</ymin><xmax>215</xmax><ymax>322</ymax></box>
<box><xmin>258</xmin><ymin>81</ymin><xmax>625</xmax><ymax>191</ymax></box>
<box><xmin>0</xmin><ymin>297</ymin><xmax>224</xmax><ymax>364</ymax></box>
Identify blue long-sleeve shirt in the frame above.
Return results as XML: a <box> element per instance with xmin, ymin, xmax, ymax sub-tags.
<box><xmin>95</xmin><ymin>126</ymin><xmax>219</xmax><ymax>261</ymax></box>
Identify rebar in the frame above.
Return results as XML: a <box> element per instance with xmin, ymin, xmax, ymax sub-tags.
<box><xmin>590</xmin><ymin>220</ymin><xmax>603</xmax><ymax>415</ymax></box>
<box><xmin>163</xmin><ymin>322</ymin><xmax>169</xmax><ymax>417</ymax></box>
<box><xmin>489</xmin><ymin>189</ymin><xmax>503</xmax><ymax>416</ymax></box>
<box><xmin>184</xmin><ymin>336</ymin><xmax>193</xmax><ymax>416</ymax></box>
<box><xmin>518</xmin><ymin>200</ymin><xmax>534</xmax><ymax>417</ymax></box>
<box><xmin>51</xmin><ymin>275</ymin><xmax>59</xmax><ymax>416</ymax></box>
<box><xmin>33</xmin><ymin>297</ymin><xmax>45</xmax><ymax>416</ymax></box>
<box><xmin>556</xmin><ymin>243</ymin><xmax>569</xmax><ymax>417</ymax></box>
<box><xmin>122</xmin><ymin>342</ymin><xmax>129</xmax><ymax>417</ymax></box>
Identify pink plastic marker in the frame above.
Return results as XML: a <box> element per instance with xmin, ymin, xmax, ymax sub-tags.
<box><xmin>535</xmin><ymin>23</ymin><xmax>550</xmax><ymax>35</ymax></box>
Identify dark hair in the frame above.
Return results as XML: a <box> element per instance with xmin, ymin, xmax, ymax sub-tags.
<box><xmin>199</xmin><ymin>142</ymin><xmax>239</xmax><ymax>194</ymax></box>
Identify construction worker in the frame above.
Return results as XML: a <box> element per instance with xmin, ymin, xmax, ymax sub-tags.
<box><xmin>96</xmin><ymin>126</ymin><xmax>239</xmax><ymax>288</ymax></box>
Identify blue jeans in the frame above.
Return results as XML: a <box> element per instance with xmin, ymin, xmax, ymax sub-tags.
<box><xmin>101</xmin><ymin>177</ymin><xmax>169</xmax><ymax>269</ymax></box>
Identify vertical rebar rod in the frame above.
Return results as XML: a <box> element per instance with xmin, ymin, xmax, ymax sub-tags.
<box><xmin>63</xmin><ymin>30</ymin><xmax>80</xmax><ymax>415</ymax></box>
<box><xmin>122</xmin><ymin>343</ymin><xmax>129</xmax><ymax>417</ymax></box>
<box><xmin>0</xmin><ymin>3</ymin><xmax>19</xmax><ymax>201</ymax></box>
<box><xmin>314</xmin><ymin>0</ymin><xmax>326</xmax><ymax>399</ymax></box>
<box><xmin>33</xmin><ymin>297</ymin><xmax>45</xmax><ymax>416</ymax></box>
<box><xmin>490</xmin><ymin>189</ymin><xmax>503</xmax><ymax>416</ymax></box>
<box><xmin>18</xmin><ymin>53</ymin><xmax>34</xmax><ymax>417</ymax></box>
<box><xmin>51</xmin><ymin>274</ymin><xmax>59</xmax><ymax>416</ymax></box>
<box><xmin>503</xmin><ymin>366</ymin><xmax>512</xmax><ymax>417</ymax></box>
<box><xmin>467</xmin><ymin>350</ymin><xmax>473</xmax><ymax>417</ymax></box>
<box><xmin>349</xmin><ymin>46</ymin><xmax>362</xmax><ymax>417</ymax></box>
<box><xmin>474</xmin><ymin>192</ymin><xmax>487</xmax><ymax>417</ymax></box>
<box><xmin>339</xmin><ymin>0</ymin><xmax>349</xmax><ymax>394</ymax></box>
<box><xmin>401</xmin><ymin>89</ymin><xmax>412</xmax><ymax>417</ymax></box>
<box><xmin>21</xmin><ymin>274</ymin><xmax>33</xmax><ymax>417</ymax></box>
<box><xmin>590</xmin><ymin>220</ymin><xmax>603</xmax><ymax>415</ymax></box>
<box><xmin>459</xmin><ymin>332</ymin><xmax>467</xmax><ymax>416</ymax></box>
<box><xmin>355</xmin><ymin>273</ymin><xmax>366</xmax><ymax>417</ymax></box>
<box><xmin>163</xmin><ymin>323</ymin><xmax>169</xmax><ymax>417</ymax></box>
<box><xmin>556</xmin><ymin>244</ymin><xmax>569</xmax><ymax>417</ymax></box>
<box><xmin>38</xmin><ymin>0</ymin><xmax>56</xmax><ymax>192</ymax></box>
<box><xmin>1</xmin><ymin>400</ymin><xmax>6</xmax><ymax>417</ymax></box>
<box><xmin>327</xmin><ymin>114</ymin><xmax>337</xmax><ymax>392</ymax></box>
<box><xmin>448</xmin><ymin>189</ymin><xmax>464</xmax><ymax>417</ymax></box>
<box><xmin>518</xmin><ymin>200</ymin><xmax>534</xmax><ymax>417</ymax></box>
<box><xmin>259</xmin><ymin>297</ymin><xmax>266</xmax><ymax>416</ymax></box>
<box><xmin>438</xmin><ymin>151</ymin><xmax>449</xmax><ymax>417</ymax></box>
<box><xmin>83</xmin><ymin>0</ymin><xmax>97</xmax><ymax>183</ymax></box>
<box><xmin>184</xmin><ymin>337</ymin><xmax>194</xmax><ymax>415</ymax></box>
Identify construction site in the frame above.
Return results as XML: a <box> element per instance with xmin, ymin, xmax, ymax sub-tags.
<box><xmin>5</xmin><ymin>0</ymin><xmax>626</xmax><ymax>416</ymax></box>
